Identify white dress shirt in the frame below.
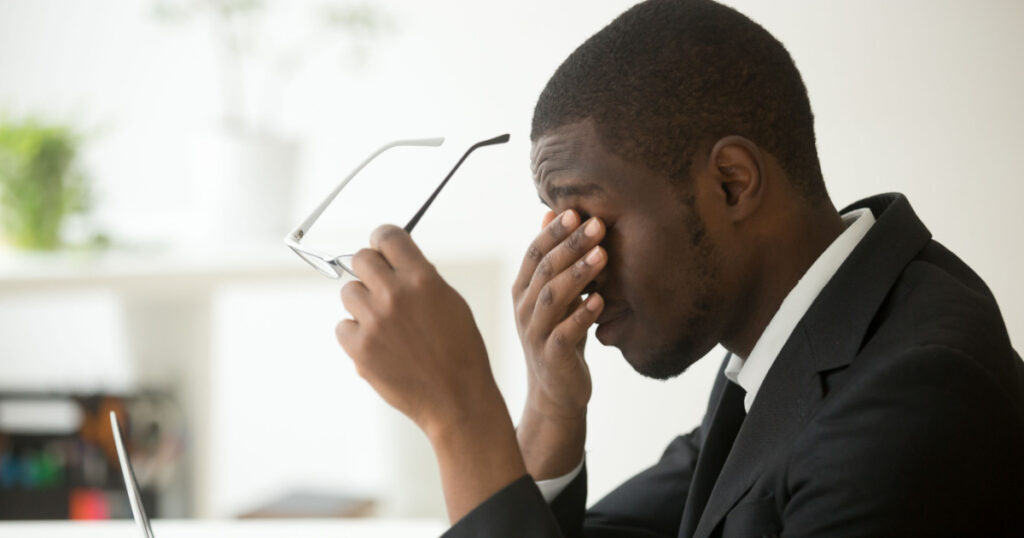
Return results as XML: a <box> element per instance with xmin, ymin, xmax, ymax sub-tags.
<box><xmin>723</xmin><ymin>207</ymin><xmax>875</xmax><ymax>411</ymax></box>
<box><xmin>535</xmin><ymin>207</ymin><xmax>877</xmax><ymax>502</ymax></box>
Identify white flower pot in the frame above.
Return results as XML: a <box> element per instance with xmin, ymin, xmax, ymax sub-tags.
<box><xmin>188</xmin><ymin>130</ymin><xmax>300</xmax><ymax>246</ymax></box>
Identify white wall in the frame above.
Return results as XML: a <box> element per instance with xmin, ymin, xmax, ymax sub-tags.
<box><xmin>1</xmin><ymin>0</ymin><xmax>1021</xmax><ymax>518</ymax></box>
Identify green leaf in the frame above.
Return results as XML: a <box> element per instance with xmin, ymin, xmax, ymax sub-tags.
<box><xmin>0</xmin><ymin>118</ymin><xmax>90</xmax><ymax>250</ymax></box>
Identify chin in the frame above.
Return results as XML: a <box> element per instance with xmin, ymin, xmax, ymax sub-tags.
<box><xmin>620</xmin><ymin>344</ymin><xmax>700</xmax><ymax>380</ymax></box>
<box><xmin>617</xmin><ymin>330</ymin><xmax>716</xmax><ymax>380</ymax></box>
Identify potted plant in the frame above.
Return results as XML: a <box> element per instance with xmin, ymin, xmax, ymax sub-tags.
<box><xmin>152</xmin><ymin>0</ymin><xmax>389</xmax><ymax>245</ymax></box>
<box><xmin>0</xmin><ymin>119</ymin><xmax>91</xmax><ymax>250</ymax></box>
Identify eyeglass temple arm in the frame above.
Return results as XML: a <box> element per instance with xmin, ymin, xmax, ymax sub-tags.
<box><xmin>404</xmin><ymin>133</ymin><xmax>511</xmax><ymax>233</ymax></box>
<box><xmin>289</xmin><ymin>137</ymin><xmax>444</xmax><ymax>239</ymax></box>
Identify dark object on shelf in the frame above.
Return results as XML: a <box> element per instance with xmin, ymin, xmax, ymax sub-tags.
<box><xmin>0</xmin><ymin>391</ymin><xmax>177</xmax><ymax>520</ymax></box>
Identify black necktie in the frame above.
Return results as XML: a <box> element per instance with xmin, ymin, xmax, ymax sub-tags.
<box><xmin>678</xmin><ymin>380</ymin><xmax>747</xmax><ymax>537</ymax></box>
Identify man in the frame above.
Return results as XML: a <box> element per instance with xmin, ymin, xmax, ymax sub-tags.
<box><xmin>334</xmin><ymin>0</ymin><xmax>1024</xmax><ymax>536</ymax></box>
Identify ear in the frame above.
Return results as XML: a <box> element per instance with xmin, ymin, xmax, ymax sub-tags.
<box><xmin>706</xmin><ymin>136</ymin><xmax>765</xmax><ymax>221</ymax></box>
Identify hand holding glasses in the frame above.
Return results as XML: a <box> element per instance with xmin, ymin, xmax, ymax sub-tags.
<box><xmin>285</xmin><ymin>134</ymin><xmax>510</xmax><ymax>278</ymax></box>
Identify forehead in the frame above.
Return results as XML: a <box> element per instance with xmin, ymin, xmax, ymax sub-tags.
<box><xmin>531</xmin><ymin>121</ymin><xmax>618</xmax><ymax>199</ymax></box>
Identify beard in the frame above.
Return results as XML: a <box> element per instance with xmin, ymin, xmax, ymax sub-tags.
<box><xmin>624</xmin><ymin>285</ymin><xmax>719</xmax><ymax>380</ymax></box>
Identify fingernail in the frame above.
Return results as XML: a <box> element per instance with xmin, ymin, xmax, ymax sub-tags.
<box><xmin>561</xmin><ymin>210</ymin><xmax>576</xmax><ymax>227</ymax></box>
<box><xmin>586</xmin><ymin>293</ymin><xmax>603</xmax><ymax>311</ymax></box>
<box><xmin>585</xmin><ymin>246</ymin><xmax>603</xmax><ymax>265</ymax></box>
<box><xmin>585</xmin><ymin>218</ymin><xmax>601</xmax><ymax>237</ymax></box>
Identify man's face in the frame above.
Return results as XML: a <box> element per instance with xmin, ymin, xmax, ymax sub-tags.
<box><xmin>531</xmin><ymin>120</ymin><xmax>726</xmax><ymax>379</ymax></box>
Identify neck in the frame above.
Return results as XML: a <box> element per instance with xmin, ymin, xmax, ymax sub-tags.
<box><xmin>723</xmin><ymin>201</ymin><xmax>845</xmax><ymax>359</ymax></box>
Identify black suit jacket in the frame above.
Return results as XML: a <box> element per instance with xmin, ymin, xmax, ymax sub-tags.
<box><xmin>445</xmin><ymin>193</ymin><xmax>1024</xmax><ymax>537</ymax></box>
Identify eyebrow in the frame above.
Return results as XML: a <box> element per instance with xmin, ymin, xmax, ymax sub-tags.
<box><xmin>540</xmin><ymin>183</ymin><xmax>605</xmax><ymax>207</ymax></box>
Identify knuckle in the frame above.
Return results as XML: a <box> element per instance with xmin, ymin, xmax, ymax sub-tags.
<box><xmin>569</xmin><ymin>260</ymin><xmax>585</xmax><ymax>282</ymax></box>
<box><xmin>334</xmin><ymin>321</ymin><xmax>350</xmax><ymax>342</ymax></box>
<box><xmin>373</xmin><ymin>224</ymin><xmax>404</xmax><ymax>245</ymax></box>
<box><xmin>535</xmin><ymin>259</ymin><xmax>554</xmax><ymax>281</ymax></box>
<box><xmin>409</xmin><ymin>266</ymin><xmax>434</xmax><ymax>288</ymax></box>
<box><xmin>353</xmin><ymin>249</ymin><xmax>379</xmax><ymax>270</ymax></box>
<box><xmin>537</xmin><ymin>285</ymin><xmax>555</xmax><ymax>307</ymax></box>
<box><xmin>526</xmin><ymin>243</ymin><xmax>544</xmax><ymax>263</ymax></box>
<box><xmin>564</xmin><ymin>229</ymin><xmax>586</xmax><ymax>254</ymax></box>
<box><xmin>545</xmin><ymin>222</ymin><xmax>563</xmax><ymax>241</ymax></box>
<box><xmin>550</xmin><ymin>328</ymin><xmax>569</xmax><ymax>350</ymax></box>
<box><xmin>572</xmin><ymin>306</ymin><xmax>589</xmax><ymax>326</ymax></box>
<box><xmin>515</xmin><ymin>301</ymin><xmax>532</xmax><ymax>324</ymax></box>
<box><xmin>336</xmin><ymin>322</ymin><xmax>363</xmax><ymax>353</ymax></box>
<box><xmin>340</xmin><ymin>281</ymin><xmax>361</xmax><ymax>301</ymax></box>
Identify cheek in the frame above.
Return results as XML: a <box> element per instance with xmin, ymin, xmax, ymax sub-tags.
<box><xmin>614</xmin><ymin>223</ymin><xmax>705</xmax><ymax>321</ymax></box>
<box><xmin>607</xmin><ymin>226</ymin><xmax>669</xmax><ymax>303</ymax></box>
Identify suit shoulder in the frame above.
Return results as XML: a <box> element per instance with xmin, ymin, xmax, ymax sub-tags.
<box><xmin>861</xmin><ymin>239</ymin><xmax>1022</xmax><ymax>396</ymax></box>
<box><xmin>899</xmin><ymin>241</ymin><xmax>1002</xmax><ymax>340</ymax></box>
<box><xmin>786</xmin><ymin>342</ymin><xmax>1024</xmax><ymax>534</ymax></box>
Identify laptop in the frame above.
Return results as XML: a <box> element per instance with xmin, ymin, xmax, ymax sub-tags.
<box><xmin>110</xmin><ymin>410</ymin><xmax>156</xmax><ymax>538</ymax></box>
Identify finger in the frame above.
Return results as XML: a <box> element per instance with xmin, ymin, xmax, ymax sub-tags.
<box><xmin>335</xmin><ymin>318</ymin><xmax>359</xmax><ymax>350</ymax></box>
<box><xmin>370</xmin><ymin>224</ymin><xmax>428</xmax><ymax>271</ymax></box>
<box><xmin>340</xmin><ymin>280</ymin><xmax>374</xmax><ymax>322</ymax></box>
<box><xmin>547</xmin><ymin>293</ymin><xmax>604</xmax><ymax>356</ymax></box>
<box><xmin>350</xmin><ymin>248</ymin><xmax>395</xmax><ymax>291</ymax></box>
<box><xmin>530</xmin><ymin>217</ymin><xmax>604</xmax><ymax>289</ymax></box>
<box><xmin>532</xmin><ymin>244</ymin><xmax>607</xmax><ymax>332</ymax></box>
<box><xmin>541</xmin><ymin>210</ymin><xmax>556</xmax><ymax>229</ymax></box>
<box><xmin>513</xmin><ymin>209</ymin><xmax>580</xmax><ymax>293</ymax></box>
<box><xmin>521</xmin><ymin>218</ymin><xmax>605</xmax><ymax>320</ymax></box>
<box><xmin>564</xmin><ymin>295</ymin><xmax>583</xmax><ymax>321</ymax></box>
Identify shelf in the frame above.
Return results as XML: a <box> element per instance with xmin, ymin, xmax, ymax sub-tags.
<box><xmin>0</xmin><ymin>243</ymin><xmax>314</xmax><ymax>293</ymax></box>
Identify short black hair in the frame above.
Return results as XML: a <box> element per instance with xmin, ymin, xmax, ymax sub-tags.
<box><xmin>532</xmin><ymin>0</ymin><xmax>827</xmax><ymax>203</ymax></box>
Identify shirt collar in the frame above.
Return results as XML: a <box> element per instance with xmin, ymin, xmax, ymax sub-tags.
<box><xmin>723</xmin><ymin>207</ymin><xmax>876</xmax><ymax>412</ymax></box>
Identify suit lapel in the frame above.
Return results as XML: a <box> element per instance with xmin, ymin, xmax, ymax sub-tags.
<box><xmin>678</xmin><ymin>379</ymin><xmax>747</xmax><ymax>538</ymax></box>
<box><xmin>690</xmin><ymin>327</ymin><xmax>822</xmax><ymax>538</ymax></box>
<box><xmin>685</xmin><ymin>193</ymin><xmax>933</xmax><ymax>538</ymax></box>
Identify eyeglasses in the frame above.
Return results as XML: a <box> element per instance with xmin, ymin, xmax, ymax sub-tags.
<box><xmin>285</xmin><ymin>134</ymin><xmax>510</xmax><ymax>279</ymax></box>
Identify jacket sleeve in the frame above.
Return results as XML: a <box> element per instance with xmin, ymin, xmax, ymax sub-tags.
<box><xmin>781</xmin><ymin>345</ymin><xmax>1024</xmax><ymax>536</ymax></box>
<box><xmin>442</xmin><ymin>428</ymin><xmax>703</xmax><ymax>538</ymax></box>
<box><xmin>582</xmin><ymin>429</ymin><xmax>703</xmax><ymax>537</ymax></box>
<box><xmin>442</xmin><ymin>473</ymin><xmax>569</xmax><ymax>537</ymax></box>
<box><xmin>442</xmin><ymin>355</ymin><xmax>731</xmax><ymax>538</ymax></box>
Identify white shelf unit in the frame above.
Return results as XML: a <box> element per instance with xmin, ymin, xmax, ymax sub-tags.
<box><xmin>0</xmin><ymin>245</ymin><xmax>508</xmax><ymax>518</ymax></box>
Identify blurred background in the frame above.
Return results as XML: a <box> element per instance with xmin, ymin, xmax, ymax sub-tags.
<box><xmin>0</xmin><ymin>0</ymin><xmax>1021</xmax><ymax>524</ymax></box>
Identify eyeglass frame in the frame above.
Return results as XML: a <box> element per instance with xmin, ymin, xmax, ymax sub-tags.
<box><xmin>284</xmin><ymin>133</ymin><xmax>511</xmax><ymax>279</ymax></box>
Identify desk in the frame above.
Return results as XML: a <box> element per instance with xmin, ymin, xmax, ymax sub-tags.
<box><xmin>0</xmin><ymin>518</ymin><xmax>447</xmax><ymax>537</ymax></box>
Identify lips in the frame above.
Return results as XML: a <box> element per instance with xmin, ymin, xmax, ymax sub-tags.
<box><xmin>594</xmin><ymin>305</ymin><xmax>630</xmax><ymax>346</ymax></box>
<box><xmin>595</xmin><ymin>307</ymin><xmax>628</xmax><ymax>326</ymax></box>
